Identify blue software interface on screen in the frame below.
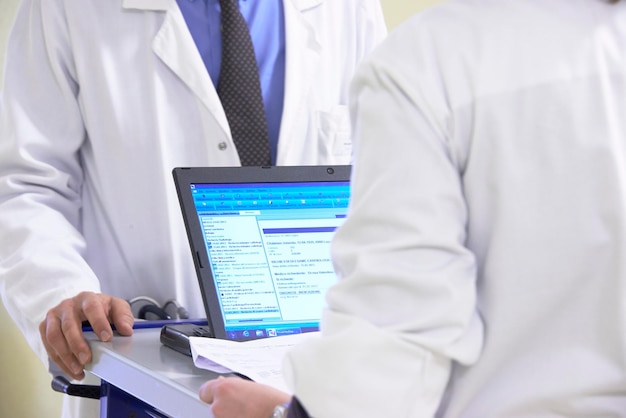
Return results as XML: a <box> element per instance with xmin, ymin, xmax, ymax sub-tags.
<box><xmin>191</xmin><ymin>181</ymin><xmax>350</xmax><ymax>339</ymax></box>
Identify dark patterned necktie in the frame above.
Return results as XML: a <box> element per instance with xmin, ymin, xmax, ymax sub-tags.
<box><xmin>217</xmin><ymin>0</ymin><xmax>271</xmax><ymax>166</ymax></box>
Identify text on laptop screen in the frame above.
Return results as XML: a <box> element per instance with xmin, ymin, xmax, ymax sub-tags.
<box><xmin>190</xmin><ymin>181</ymin><xmax>350</xmax><ymax>340</ymax></box>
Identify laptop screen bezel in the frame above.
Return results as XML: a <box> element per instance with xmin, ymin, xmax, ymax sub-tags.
<box><xmin>172</xmin><ymin>165</ymin><xmax>351</xmax><ymax>341</ymax></box>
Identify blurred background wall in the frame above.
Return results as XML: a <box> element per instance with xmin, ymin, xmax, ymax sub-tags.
<box><xmin>0</xmin><ymin>0</ymin><xmax>444</xmax><ymax>416</ymax></box>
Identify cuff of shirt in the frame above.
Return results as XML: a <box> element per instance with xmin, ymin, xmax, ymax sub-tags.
<box><xmin>287</xmin><ymin>397</ymin><xmax>311</xmax><ymax>418</ymax></box>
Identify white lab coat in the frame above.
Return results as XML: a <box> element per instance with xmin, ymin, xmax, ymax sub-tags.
<box><xmin>284</xmin><ymin>0</ymin><xmax>626</xmax><ymax>417</ymax></box>
<box><xmin>0</xmin><ymin>0</ymin><xmax>386</xmax><ymax>416</ymax></box>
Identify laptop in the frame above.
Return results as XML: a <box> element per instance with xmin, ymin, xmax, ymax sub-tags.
<box><xmin>172</xmin><ymin>165</ymin><xmax>351</xmax><ymax>342</ymax></box>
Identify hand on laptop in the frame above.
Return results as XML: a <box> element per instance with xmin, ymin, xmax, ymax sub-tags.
<box><xmin>199</xmin><ymin>376</ymin><xmax>291</xmax><ymax>418</ymax></box>
<box><xmin>39</xmin><ymin>291</ymin><xmax>134</xmax><ymax>380</ymax></box>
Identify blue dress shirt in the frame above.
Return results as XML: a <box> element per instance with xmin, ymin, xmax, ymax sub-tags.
<box><xmin>176</xmin><ymin>0</ymin><xmax>286</xmax><ymax>164</ymax></box>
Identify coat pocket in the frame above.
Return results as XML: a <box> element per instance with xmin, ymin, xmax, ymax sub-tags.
<box><xmin>317</xmin><ymin>105</ymin><xmax>352</xmax><ymax>165</ymax></box>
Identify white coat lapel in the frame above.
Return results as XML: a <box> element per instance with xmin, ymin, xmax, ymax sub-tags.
<box><xmin>122</xmin><ymin>0</ymin><xmax>230</xmax><ymax>136</ymax></box>
<box><xmin>280</xmin><ymin>0</ymin><xmax>323</xmax><ymax>144</ymax></box>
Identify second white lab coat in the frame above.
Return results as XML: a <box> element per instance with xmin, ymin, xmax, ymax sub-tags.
<box><xmin>284</xmin><ymin>0</ymin><xmax>626</xmax><ymax>417</ymax></box>
<box><xmin>0</xmin><ymin>0</ymin><xmax>386</xmax><ymax>416</ymax></box>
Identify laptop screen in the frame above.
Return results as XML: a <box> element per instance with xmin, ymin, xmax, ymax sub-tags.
<box><xmin>173</xmin><ymin>166</ymin><xmax>351</xmax><ymax>341</ymax></box>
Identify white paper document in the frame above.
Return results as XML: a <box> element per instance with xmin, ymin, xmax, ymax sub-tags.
<box><xmin>189</xmin><ymin>332</ymin><xmax>319</xmax><ymax>394</ymax></box>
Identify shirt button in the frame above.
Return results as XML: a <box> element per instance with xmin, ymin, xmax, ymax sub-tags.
<box><xmin>218</xmin><ymin>142</ymin><xmax>228</xmax><ymax>151</ymax></box>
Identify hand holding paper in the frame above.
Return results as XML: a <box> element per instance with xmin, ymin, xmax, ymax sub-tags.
<box><xmin>190</xmin><ymin>332</ymin><xmax>319</xmax><ymax>394</ymax></box>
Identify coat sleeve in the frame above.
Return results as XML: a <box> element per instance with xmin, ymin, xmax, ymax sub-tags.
<box><xmin>358</xmin><ymin>0</ymin><xmax>388</xmax><ymax>56</ymax></box>
<box><xmin>0</xmin><ymin>0</ymin><xmax>101</xmax><ymax>366</ymax></box>
<box><xmin>282</xmin><ymin>19</ymin><xmax>484</xmax><ymax>418</ymax></box>
<box><xmin>358</xmin><ymin>0</ymin><xmax>388</xmax><ymax>54</ymax></box>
